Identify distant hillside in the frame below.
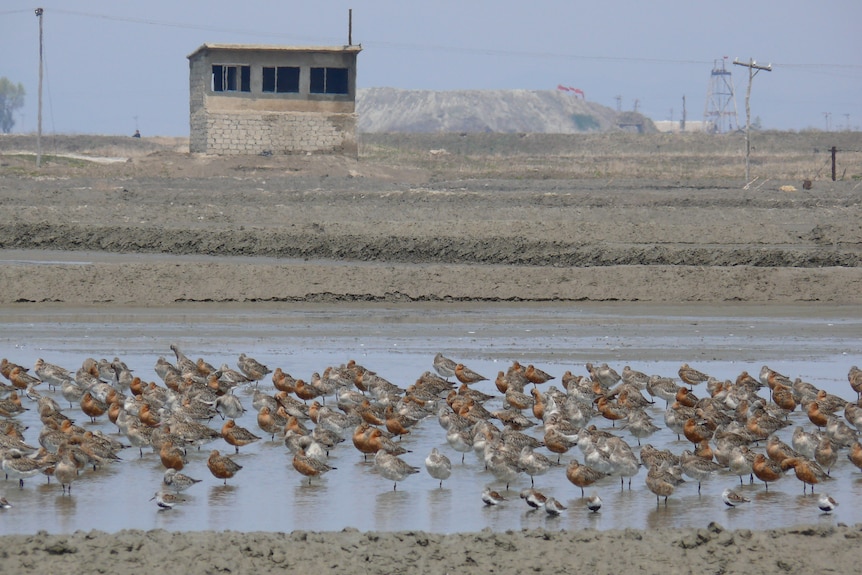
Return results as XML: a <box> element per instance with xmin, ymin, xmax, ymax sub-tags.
<box><xmin>356</xmin><ymin>88</ymin><xmax>656</xmax><ymax>134</ymax></box>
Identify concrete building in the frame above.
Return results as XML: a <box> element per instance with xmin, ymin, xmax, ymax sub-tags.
<box><xmin>188</xmin><ymin>43</ymin><xmax>361</xmax><ymax>156</ymax></box>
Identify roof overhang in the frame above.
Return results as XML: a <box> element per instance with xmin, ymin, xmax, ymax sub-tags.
<box><xmin>187</xmin><ymin>43</ymin><xmax>362</xmax><ymax>60</ymax></box>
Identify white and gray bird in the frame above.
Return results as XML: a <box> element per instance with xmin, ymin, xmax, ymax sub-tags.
<box><xmin>721</xmin><ymin>488</ymin><xmax>751</xmax><ymax>508</ymax></box>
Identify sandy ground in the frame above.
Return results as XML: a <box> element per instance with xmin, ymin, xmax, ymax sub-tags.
<box><xmin>1</xmin><ymin>146</ymin><xmax>861</xmax><ymax>571</ymax></box>
<box><xmin>0</xmin><ymin>523</ymin><xmax>859</xmax><ymax>575</ymax></box>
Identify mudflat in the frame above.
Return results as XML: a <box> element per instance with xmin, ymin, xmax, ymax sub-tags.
<box><xmin>1</xmin><ymin>524</ymin><xmax>860</xmax><ymax>575</ymax></box>
<box><xmin>0</xmin><ymin>134</ymin><xmax>860</xmax><ymax>574</ymax></box>
<box><xmin>0</xmin><ymin>134</ymin><xmax>860</xmax><ymax>305</ymax></box>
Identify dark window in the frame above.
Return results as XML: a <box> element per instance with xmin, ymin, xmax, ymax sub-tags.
<box><xmin>309</xmin><ymin>67</ymin><xmax>349</xmax><ymax>94</ymax></box>
<box><xmin>212</xmin><ymin>64</ymin><xmax>250</xmax><ymax>93</ymax></box>
<box><xmin>262</xmin><ymin>67</ymin><xmax>275</xmax><ymax>92</ymax></box>
<box><xmin>263</xmin><ymin>66</ymin><xmax>300</xmax><ymax>93</ymax></box>
<box><xmin>212</xmin><ymin>65</ymin><xmax>224</xmax><ymax>91</ymax></box>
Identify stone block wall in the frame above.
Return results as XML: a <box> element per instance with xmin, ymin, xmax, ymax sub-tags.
<box><xmin>191</xmin><ymin>111</ymin><xmax>357</xmax><ymax>156</ymax></box>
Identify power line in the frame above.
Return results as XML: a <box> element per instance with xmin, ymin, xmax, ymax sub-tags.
<box><xmin>35</xmin><ymin>9</ymin><xmax>862</xmax><ymax>72</ymax></box>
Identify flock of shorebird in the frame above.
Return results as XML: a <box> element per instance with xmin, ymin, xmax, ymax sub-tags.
<box><xmin>1</xmin><ymin>348</ymin><xmax>861</xmax><ymax>519</ymax></box>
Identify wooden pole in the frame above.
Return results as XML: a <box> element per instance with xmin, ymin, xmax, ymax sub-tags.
<box><xmin>831</xmin><ymin>146</ymin><xmax>837</xmax><ymax>181</ymax></box>
<box><xmin>36</xmin><ymin>7</ymin><xmax>43</xmax><ymax>168</ymax></box>
<box><xmin>348</xmin><ymin>9</ymin><xmax>352</xmax><ymax>46</ymax></box>
<box><xmin>733</xmin><ymin>58</ymin><xmax>772</xmax><ymax>183</ymax></box>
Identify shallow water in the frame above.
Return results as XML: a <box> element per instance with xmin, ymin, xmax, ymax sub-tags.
<box><xmin>0</xmin><ymin>302</ymin><xmax>860</xmax><ymax>535</ymax></box>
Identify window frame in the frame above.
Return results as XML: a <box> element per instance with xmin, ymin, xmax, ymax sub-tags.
<box><xmin>211</xmin><ymin>64</ymin><xmax>251</xmax><ymax>93</ymax></box>
<box><xmin>262</xmin><ymin>66</ymin><xmax>300</xmax><ymax>94</ymax></box>
<box><xmin>309</xmin><ymin>67</ymin><xmax>349</xmax><ymax>95</ymax></box>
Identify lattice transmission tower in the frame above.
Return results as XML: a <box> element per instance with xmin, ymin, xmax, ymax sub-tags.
<box><xmin>703</xmin><ymin>58</ymin><xmax>739</xmax><ymax>134</ymax></box>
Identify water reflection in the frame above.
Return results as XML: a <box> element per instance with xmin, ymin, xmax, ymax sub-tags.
<box><xmin>426</xmin><ymin>487</ymin><xmax>453</xmax><ymax>533</ymax></box>
<box><xmin>374</xmin><ymin>490</ymin><xmax>413</xmax><ymax>531</ymax></box>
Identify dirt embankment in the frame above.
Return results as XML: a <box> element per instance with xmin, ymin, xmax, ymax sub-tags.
<box><xmin>0</xmin><ymin>135</ymin><xmax>860</xmax><ymax>305</ymax></box>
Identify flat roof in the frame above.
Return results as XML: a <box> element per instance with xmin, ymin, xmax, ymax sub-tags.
<box><xmin>188</xmin><ymin>43</ymin><xmax>362</xmax><ymax>60</ymax></box>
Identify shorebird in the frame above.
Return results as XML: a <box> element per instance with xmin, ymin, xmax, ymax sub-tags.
<box><xmin>791</xmin><ymin>426</ymin><xmax>819</xmax><ymax>460</ymax></box>
<box><xmin>519</xmin><ymin>446</ymin><xmax>552</xmax><ymax>486</ymax></box>
<box><xmin>1</xmin><ymin>449</ymin><xmax>49</xmax><ymax>488</ymax></box>
<box><xmin>586</xmin><ymin>363</ymin><xmax>621</xmax><ymax>389</ymax></box>
<box><xmin>292</xmin><ymin>448</ymin><xmax>336</xmax><ymax>484</ymax></box>
<box><xmin>481</xmin><ymin>487</ymin><xmax>507</xmax><ymax>506</ymax></box>
<box><xmin>433</xmin><ymin>353</ymin><xmax>458</xmax><ymax>380</ymax></box>
<box><xmin>169</xmin><ymin>344</ymin><xmax>197</xmax><ymax>376</ymax></box>
<box><xmin>257</xmin><ymin>405</ymin><xmax>289</xmax><ymax>440</ymax></box>
<box><xmin>646</xmin><ymin>464</ymin><xmax>683</xmax><ymax>505</ymax></box>
<box><xmin>814</xmin><ymin>436</ymin><xmax>838</xmax><ymax>475</ymax></box>
<box><xmin>53</xmin><ymin>452</ymin><xmax>78</xmax><ymax>495</ymax></box>
<box><xmin>163</xmin><ymin>468</ymin><xmax>203</xmax><ymax>492</ymax></box>
<box><xmin>0</xmin><ymin>497</ymin><xmax>11</xmax><ymax>509</ymax></box>
<box><xmin>566</xmin><ymin>459</ymin><xmax>609</xmax><ymax>497</ymax></box>
<box><xmin>8</xmin><ymin>366</ymin><xmax>41</xmax><ymax>392</ymax></box>
<box><xmin>752</xmin><ymin>453</ymin><xmax>784</xmax><ymax>490</ymax></box>
<box><xmin>680</xmin><ymin>449</ymin><xmax>724</xmax><ymax>493</ymax></box>
<box><xmin>159</xmin><ymin>440</ymin><xmax>188</xmax><ymax>471</ymax></box>
<box><xmin>452</xmin><ymin>363</ymin><xmax>487</xmax><ymax>385</ymax></box>
<box><xmin>728</xmin><ymin>445</ymin><xmax>757</xmax><ymax>485</ymax></box>
<box><xmin>151</xmin><ymin>490</ymin><xmax>185</xmax><ymax>510</ymax></box>
<box><xmin>525</xmin><ymin>364</ymin><xmax>554</xmax><ymax>385</ymax></box>
<box><xmin>519</xmin><ymin>488</ymin><xmax>547</xmax><ymax>510</ymax></box>
<box><xmin>848</xmin><ymin>441</ymin><xmax>862</xmax><ymax>472</ymax></box>
<box><xmin>646</xmin><ymin>375</ymin><xmax>679</xmax><ymax>407</ymax></box>
<box><xmin>221</xmin><ymin>419</ymin><xmax>261</xmax><ymax>453</ymax></box>
<box><xmin>374</xmin><ymin>449</ymin><xmax>420</xmax><ymax>490</ymax></box>
<box><xmin>445</xmin><ymin>422</ymin><xmax>474</xmax><ymax>463</ymax></box>
<box><xmin>586</xmin><ymin>492</ymin><xmax>603</xmax><ymax>513</ymax></box>
<box><xmin>780</xmin><ymin>457</ymin><xmax>831</xmax><ymax>493</ymax></box>
<box><xmin>213</xmin><ymin>392</ymin><xmax>245</xmax><ymax>420</ymax></box>
<box><xmin>424</xmin><ymin>448</ymin><xmax>452</xmax><ymax>488</ymax></box>
<box><xmin>544</xmin><ymin>497</ymin><xmax>567</xmax><ymax>516</ymax></box>
<box><xmin>678</xmin><ymin>363</ymin><xmax>710</xmax><ymax>389</ymax></box>
<box><xmin>207</xmin><ymin>449</ymin><xmax>243</xmax><ymax>484</ymax></box>
<box><xmin>237</xmin><ymin>353</ymin><xmax>272</xmax><ymax>384</ymax></box>
<box><xmin>622</xmin><ymin>365</ymin><xmax>650</xmax><ymax>390</ymax></box>
<box><xmin>766</xmin><ymin>434</ymin><xmax>803</xmax><ymax>464</ymax></box>
<box><xmin>624</xmin><ymin>409</ymin><xmax>660</xmax><ymax>446</ymax></box>
<box><xmin>849</xmin><ymin>365</ymin><xmax>862</xmax><ymax>400</ymax></box>
<box><xmin>818</xmin><ymin>493</ymin><xmax>838</xmax><ymax>514</ymax></box>
<box><xmin>34</xmin><ymin>358</ymin><xmax>73</xmax><ymax>390</ymax></box>
<box><xmin>721</xmin><ymin>488</ymin><xmax>750</xmax><ymax>508</ymax></box>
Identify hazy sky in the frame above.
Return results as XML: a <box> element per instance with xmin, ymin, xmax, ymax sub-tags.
<box><xmin>2</xmin><ymin>1</ymin><xmax>860</xmax><ymax>136</ymax></box>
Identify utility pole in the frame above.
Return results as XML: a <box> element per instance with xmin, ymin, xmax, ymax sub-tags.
<box><xmin>681</xmin><ymin>95</ymin><xmax>686</xmax><ymax>132</ymax></box>
<box><xmin>733</xmin><ymin>58</ymin><xmax>772</xmax><ymax>182</ymax></box>
<box><xmin>35</xmin><ymin>7</ymin><xmax>44</xmax><ymax>168</ymax></box>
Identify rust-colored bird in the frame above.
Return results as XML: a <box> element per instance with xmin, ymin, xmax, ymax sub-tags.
<box><xmin>292</xmin><ymin>448</ymin><xmax>336</xmax><ymax>484</ymax></box>
<box><xmin>780</xmin><ymin>457</ymin><xmax>832</xmax><ymax>493</ymax></box>
<box><xmin>159</xmin><ymin>440</ymin><xmax>188</xmax><ymax>471</ymax></box>
<box><xmin>80</xmin><ymin>391</ymin><xmax>107</xmax><ymax>422</ymax></box>
<box><xmin>566</xmin><ymin>459</ymin><xmax>609</xmax><ymax>497</ymax></box>
<box><xmin>752</xmin><ymin>453</ymin><xmax>784</xmax><ymax>490</ymax></box>
<box><xmin>524</xmin><ymin>364</ymin><xmax>554</xmax><ymax>385</ymax></box>
<box><xmin>454</xmin><ymin>363</ymin><xmax>488</xmax><ymax>385</ymax></box>
<box><xmin>221</xmin><ymin>419</ymin><xmax>261</xmax><ymax>453</ymax></box>
<box><xmin>207</xmin><ymin>449</ymin><xmax>242</xmax><ymax>484</ymax></box>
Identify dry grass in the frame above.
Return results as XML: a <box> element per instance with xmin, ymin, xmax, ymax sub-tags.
<box><xmin>359</xmin><ymin>131</ymin><xmax>862</xmax><ymax>182</ymax></box>
<box><xmin>1</xmin><ymin>131</ymin><xmax>859</xmax><ymax>183</ymax></box>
